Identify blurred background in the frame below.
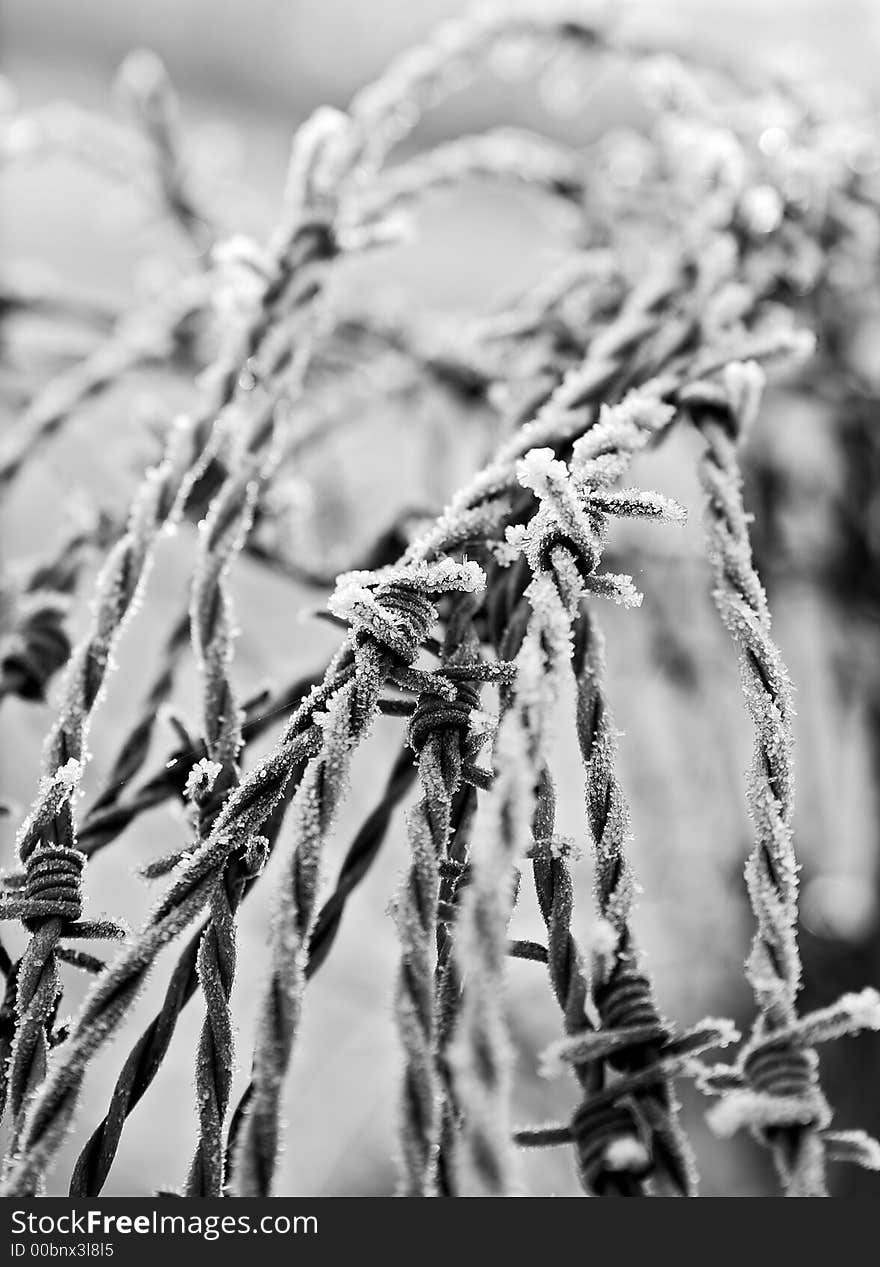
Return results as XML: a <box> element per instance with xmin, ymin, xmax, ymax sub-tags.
<box><xmin>1</xmin><ymin>0</ymin><xmax>879</xmax><ymax>1197</ymax></box>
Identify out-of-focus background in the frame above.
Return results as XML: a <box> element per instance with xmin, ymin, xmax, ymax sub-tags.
<box><xmin>2</xmin><ymin>0</ymin><xmax>879</xmax><ymax>1197</ymax></box>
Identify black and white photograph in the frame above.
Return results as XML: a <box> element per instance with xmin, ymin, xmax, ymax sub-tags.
<box><xmin>1</xmin><ymin>0</ymin><xmax>879</xmax><ymax>1220</ymax></box>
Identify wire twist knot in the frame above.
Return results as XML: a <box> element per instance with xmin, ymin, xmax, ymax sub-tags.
<box><xmin>571</xmin><ymin>1099</ymin><xmax>651</xmax><ymax>1193</ymax></box>
<box><xmin>329</xmin><ymin>560</ymin><xmax>485</xmax><ymax>667</ymax></box>
<box><xmin>408</xmin><ymin>684</ymin><xmax>479</xmax><ymax>754</ymax></box>
<box><xmin>260</xmin><ymin>218</ymin><xmax>337</xmax><ymax>323</ymax></box>
<box><xmin>743</xmin><ymin>1041</ymin><xmax>821</xmax><ymax>1111</ymax></box>
<box><xmin>595</xmin><ymin>968</ymin><xmax>670</xmax><ymax>1070</ymax></box>
<box><xmin>21</xmin><ymin>847</ymin><xmax>85</xmax><ymax>927</ymax></box>
<box><xmin>700</xmin><ymin>989</ymin><xmax>880</xmax><ymax>1172</ymax></box>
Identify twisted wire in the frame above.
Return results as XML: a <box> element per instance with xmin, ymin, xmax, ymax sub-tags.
<box><xmin>184</xmin><ymin>459</ymin><xmax>259</xmax><ymax>1196</ymax></box>
<box><xmin>1</xmin><ymin>674</ymin><xmax>329</xmax><ymax>1195</ymax></box>
<box><xmin>343</xmin><ymin>3</ymin><xmax>606</xmax><ymax>180</ymax></box>
<box><xmin>406</xmin><ymin>228</ymin><xmax>817</xmax><ymax>577</ymax></box>
<box><xmin>116</xmin><ymin>49</ymin><xmax>214</xmax><ymax>255</ymax></box>
<box><xmin>433</xmin><ymin>781</ymin><xmax>479</xmax><ymax>1197</ymax></box>
<box><xmin>497</xmin><ymin>400</ymin><xmax>702</xmax><ymax>1195</ymax></box>
<box><xmin>3</xmin><ymin>13</ymin><xmax>640</xmax><ymax>1183</ymax></box>
<box><xmin>395</xmin><ymin>675</ymin><xmax>483</xmax><ymax>1196</ymax></box>
<box><xmin>449</xmin><ymin>710</ymin><xmax>531</xmax><ymax>1196</ymax></box>
<box><xmin>491</xmin><ymin>560</ymin><xmax>730</xmax><ymax>1197</ymax></box>
<box><xmin>421</xmin><ymin>598</ymin><xmax>528</xmax><ymax>1199</ymax></box>
<box><xmin>572</xmin><ymin>612</ymin><xmax>698</xmax><ymax>1196</ymax></box>
<box><xmin>67</xmin><ymin>721</ymin><xmax>419</xmax><ymax>1198</ymax></box>
<box><xmin>67</xmin><ymin>728</ymin><xmax>314</xmax><ymax>1198</ymax></box>
<box><xmin>222</xmin><ymin>739</ymin><xmax>416</xmax><ymax>1190</ymax></box>
<box><xmin>399</xmin><ymin>279</ymin><xmax>805</xmax><ymax>1207</ymax></box>
<box><xmin>0</xmin><ymin>947</ymin><xmax>19</xmax><ymax>1120</ymax></box>
<box><xmin>692</xmin><ymin>371</ymin><xmax>819</xmax><ymax>1191</ymax></box>
<box><xmin>346</xmin><ymin>128</ymin><xmax>584</xmax><ymax>235</ymax></box>
<box><xmin>231</xmin><ymin>564</ymin><xmax>481</xmax><ymax>1195</ymax></box>
<box><xmin>477</xmin><ymin>504</ymin><xmax>597</xmax><ymax>1196</ymax></box>
<box><xmin>0</xmin><ymin>846</ymin><xmax>79</xmax><ymax>1141</ymax></box>
<box><xmin>20</xmin><ymin>257</ymin><xmax>790</xmax><ymax>1197</ymax></box>
<box><xmin>1</xmin><ymin>94</ymin><xmax>189</xmax><ymax>210</ymax></box>
<box><xmin>308</xmin><ymin>743</ymin><xmax>418</xmax><ymax>979</ymax></box>
<box><xmin>406</xmin><ymin>259</ymin><xmax>700</xmax><ymax>566</ymax></box>
<box><xmin>0</xmin><ymin>279</ymin><xmax>207</xmax><ymax>489</ymax></box>
<box><xmin>0</xmin><ymin>847</ymin><xmax>125</xmax><ymax>1138</ymax></box>
<box><xmin>227</xmin><ymin>659</ymin><xmax>391</xmax><ymax>1198</ymax></box>
<box><xmin>1</xmin><ymin>1</ymin><xmax>613</xmax><ymax>489</ymax></box>
<box><xmin>478</xmin><ymin>523</ymin><xmax>600</xmax><ymax>1152</ymax></box>
<box><xmin>397</xmin><ymin>598</ymin><xmax>509</xmax><ymax>1197</ymax></box>
<box><xmin>172</xmin><ymin>290</ymin><xmax>343</xmax><ymax>1187</ymax></box>
<box><xmin>686</xmin><ymin>365</ymin><xmax>880</xmax><ymax>1194</ymax></box>
<box><xmin>5</xmin><ymin>2</ymin><xmax>876</xmax><ymax>1196</ymax></box>
<box><xmin>180</xmin><ymin>3</ymin><xmax>613</xmax><ymax>471</ymax></box>
<box><xmin>516</xmin><ymin>735</ymin><xmax>653</xmax><ymax>1198</ymax></box>
<box><xmin>1</xmin><ymin>417</ymin><xmax>197</xmax><ymax>1161</ymax></box>
<box><xmin>43</xmin><ymin>667</ymin><xmax>352</xmax><ymax>1158</ymax></box>
<box><xmin>1</xmin><ymin>108</ymin><xmax>349</xmax><ymax>1180</ymax></box>
<box><xmin>529</xmin><ymin>769</ymin><xmax>593</xmax><ymax>1064</ymax></box>
<box><xmin>394</xmin><ymin>702</ymin><xmax>452</xmax><ymax>1197</ymax></box>
<box><xmin>46</xmin><ymin>131</ymin><xmax>359</xmax><ymax>1189</ymax></box>
<box><xmin>77</xmin><ymin>661</ymin><xmax>316</xmax><ymax>860</ymax></box>
<box><xmin>210</xmin><ymin>255</ymin><xmax>778</xmax><ymax>1200</ymax></box>
<box><xmin>77</xmin><ymin>610</ymin><xmax>192</xmax><ymax>845</ymax></box>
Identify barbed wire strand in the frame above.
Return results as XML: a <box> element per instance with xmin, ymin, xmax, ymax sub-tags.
<box><xmin>230</xmin><ymin>559</ymin><xmax>484</xmax><ymax>1195</ymax></box>
<box><xmin>5</xmin><ymin>0</ymin><xmax>876</xmax><ymax>1190</ymax></box>
<box><xmin>0</xmin><ymin>279</ymin><xmax>208</xmax><ymax>490</ymax></box>
<box><xmin>35</xmin><ymin>259</ymin><xmax>793</xmax><ymax>1197</ymax></box>
<box><xmin>505</xmin><ymin>396</ymin><xmax>702</xmax><ymax>1195</ymax></box>
<box><xmin>448</xmin><ymin>706</ymin><xmax>532</xmax><ymax>1196</ymax></box>
<box><xmin>0</xmin><ymin>417</ymin><xmax>199</xmax><ymax>1169</ymax></box>
<box><xmin>684</xmin><ymin>364</ymin><xmax>880</xmax><ymax>1195</ymax></box>
<box><xmin>222</xmin><ymin>739</ymin><xmax>417</xmax><ymax>1191</ymax></box>
<box><xmin>115</xmin><ymin>48</ymin><xmax>215</xmax><ymax>257</ymax></box>
<box><xmin>0</xmin><ymin>103</ymin><xmax>351</xmax><ymax>1175</ymax></box>
<box><xmin>393</xmin><ymin>607</ymin><xmax>497</xmax><ymax>1196</ymax></box>
<box><xmin>183</xmin><ymin>459</ymin><xmax>260</xmax><ymax>1196</ymax></box>
<box><xmin>0</xmin><ymin>13</ymin><xmax>613</xmax><ymax>1170</ymax></box>
<box><xmin>69</xmin><ymin>716</ymin><xmax>382</xmax><ymax>1198</ymax></box>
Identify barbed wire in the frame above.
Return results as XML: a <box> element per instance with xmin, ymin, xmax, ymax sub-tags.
<box><xmin>3</xmin><ymin>1</ymin><xmax>880</xmax><ymax>1200</ymax></box>
<box><xmin>684</xmin><ymin>365</ymin><xmax>880</xmax><ymax>1195</ymax></box>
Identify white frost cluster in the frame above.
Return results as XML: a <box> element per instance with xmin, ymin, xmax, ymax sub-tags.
<box><xmin>184</xmin><ymin>758</ymin><xmax>224</xmax><ymax>803</ymax></box>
